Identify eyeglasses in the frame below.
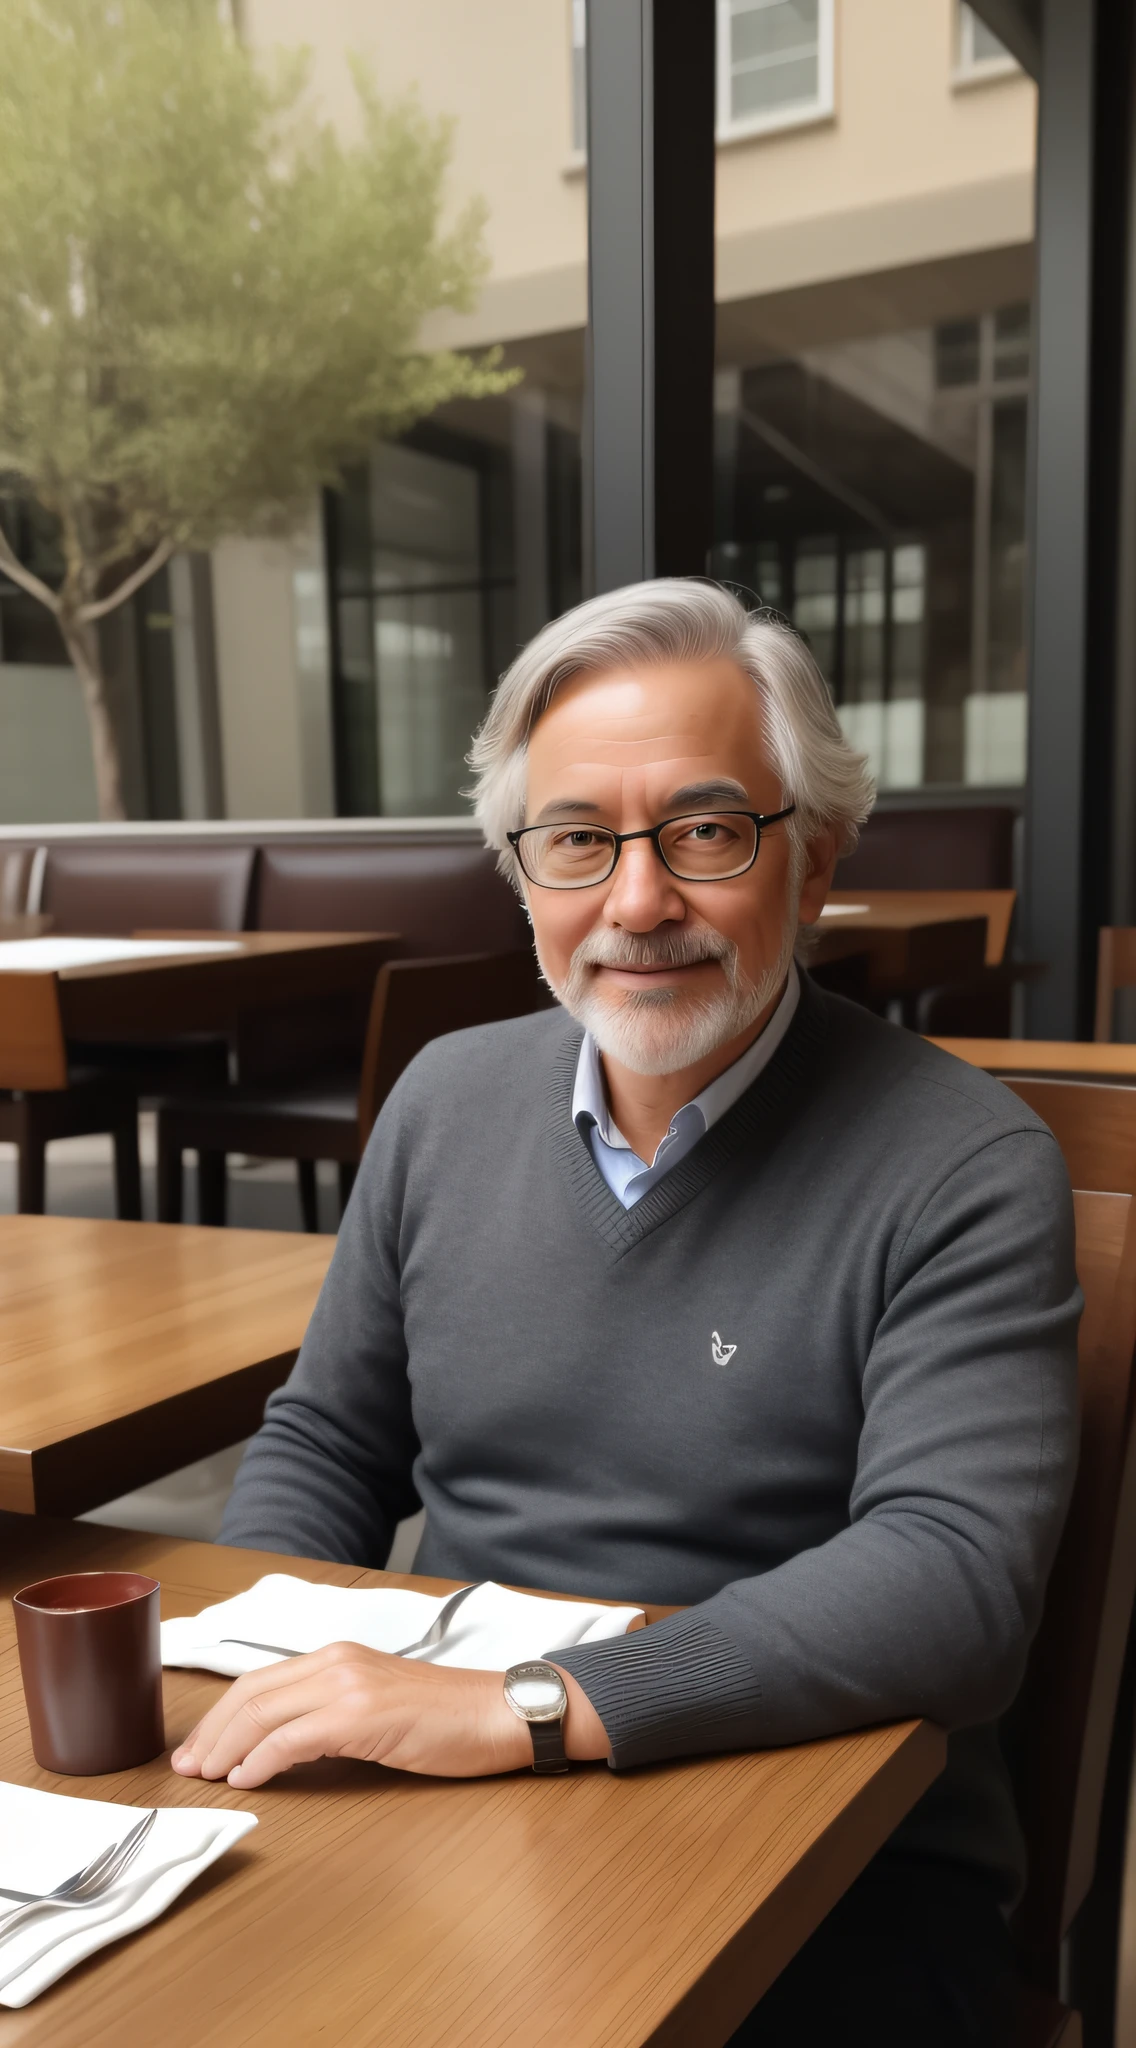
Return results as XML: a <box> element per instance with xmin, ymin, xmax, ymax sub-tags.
<box><xmin>506</xmin><ymin>806</ymin><xmax>796</xmax><ymax>890</ymax></box>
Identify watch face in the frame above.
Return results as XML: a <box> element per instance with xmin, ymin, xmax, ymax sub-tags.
<box><xmin>505</xmin><ymin>1661</ymin><xmax>567</xmax><ymax>1722</ymax></box>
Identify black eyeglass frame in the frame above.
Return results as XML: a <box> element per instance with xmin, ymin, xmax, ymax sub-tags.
<box><xmin>506</xmin><ymin>805</ymin><xmax>797</xmax><ymax>889</ymax></box>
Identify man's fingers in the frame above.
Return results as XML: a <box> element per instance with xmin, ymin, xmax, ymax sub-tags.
<box><xmin>171</xmin><ymin>1645</ymin><xmax>370</xmax><ymax>1778</ymax></box>
<box><xmin>193</xmin><ymin>1670</ymin><xmax>356</xmax><ymax>1781</ymax></box>
<box><xmin>225</xmin><ymin>1709</ymin><xmax>348</xmax><ymax>1788</ymax></box>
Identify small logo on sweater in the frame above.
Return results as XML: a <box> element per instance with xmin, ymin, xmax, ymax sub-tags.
<box><xmin>711</xmin><ymin>1330</ymin><xmax>737</xmax><ymax>1368</ymax></box>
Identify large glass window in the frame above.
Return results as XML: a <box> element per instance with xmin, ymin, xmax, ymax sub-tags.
<box><xmin>713</xmin><ymin>5</ymin><xmax>1036</xmax><ymax>792</ymax></box>
<box><xmin>955</xmin><ymin>3</ymin><xmax>1016</xmax><ymax>78</ymax></box>
<box><xmin>717</xmin><ymin>0</ymin><xmax>834</xmax><ymax>139</ymax></box>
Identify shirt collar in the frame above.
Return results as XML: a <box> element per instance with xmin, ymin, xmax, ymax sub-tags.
<box><xmin>571</xmin><ymin>963</ymin><xmax>800</xmax><ymax>1160</ymax></box>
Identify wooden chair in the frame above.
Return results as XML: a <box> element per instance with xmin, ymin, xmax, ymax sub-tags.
<box><xmin>1001</xmin><ymin>1078</ymin><xmax>1136</xmax><ymax>1199</ymax></box>
<box><xmin>1095</xmin><ymin>929</ymin><xmax>1136</xmax><ymax>1043</ymax></box>
<box><xmin>156</xmin><ymin>950</ymin><xmax>545</xmax><ymax>1231</ymax></box>
<box><xmin>0</xmin><ymin>972</ymin><xmax>141</xmax><ymax>1216</ymax></box>
<box><xmin>1002</xmin><ymin>1189</ymin><xmax>1136</xmax><ymax>2044</ymax></box>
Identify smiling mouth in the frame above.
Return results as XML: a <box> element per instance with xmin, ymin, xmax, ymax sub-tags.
<box><xmin>595</xmin><ymin>960</ymin><xmax>718</xmax><ymax>984</ymax></box>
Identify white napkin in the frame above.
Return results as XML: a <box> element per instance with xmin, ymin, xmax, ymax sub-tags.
<box><xmin>0</xmin><ymin>1783</ymin><xmax>256</xmax><ymax>2008</ymax></box>
<box><xmin>161</xmin><ymin>1574</ymin><xmax>643</xmax><ymax>1678</ymax></box>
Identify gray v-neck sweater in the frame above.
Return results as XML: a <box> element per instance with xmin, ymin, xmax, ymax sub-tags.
<box><xmin>221</xmin><ymin>976</ymin><xmax>1080</xmax><ymax>1899</ymax></box>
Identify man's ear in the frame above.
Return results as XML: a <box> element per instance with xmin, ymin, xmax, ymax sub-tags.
<box><xmin>796</xmin><ymin>829</ymin><xmax>840</xmax><ymax>927</ymax></box>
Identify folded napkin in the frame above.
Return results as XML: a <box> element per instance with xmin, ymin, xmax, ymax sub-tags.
<box><xmin>0</xmin><ymin>1783</ymin><xmax>256</xmax><ymax>2008</ymax></box>
<box><xmin>161</xmin><ymin>1574</ymin><xmax>643</xmax><ymax>1678</ymax></box>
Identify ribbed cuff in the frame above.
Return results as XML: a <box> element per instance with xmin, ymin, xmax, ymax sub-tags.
<box><xmin>556</xmin><ymin>1610</ymin><xmax>763</xmax><ymax>1770</ymax></box>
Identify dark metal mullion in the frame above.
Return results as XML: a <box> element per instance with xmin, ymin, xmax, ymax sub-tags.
<box><xmin>585</xmin><ymin>0</ymin><xmax>652</xmax><ymax>591</ymax></box>
<box><xmin>584</xmin><ymin>0</ymin><xmax>715</xmax><ymax>594</ymax></box>
<box><xmin>1022</xmin><ymin>0</ymin><xmax>1096</xmax><ymax>1036</ymax></box>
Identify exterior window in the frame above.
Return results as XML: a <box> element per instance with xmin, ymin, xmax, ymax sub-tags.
<box><xmin>571</xmin><ymin>0</ymin><xmax>586</xmax><ymax>155</ymax></box>
<box><xmin>716</xmin><ymin>0</ymin><xmax>834</xmax><ymax>140</ymax></box>
<box><xmin>955</xmin><ymin>4</ymin><xmax>1017</xmax><ymax>80</ymax></box>
<box><xmin>711</xmin><ymin>300</ymin><xmax>1033</xmax><ymax>791</ymax></box>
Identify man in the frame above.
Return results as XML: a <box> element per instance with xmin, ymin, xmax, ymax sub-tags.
<box><xmin>175</xmin><ymin>580</ymin><xmax>1080</xmax><ymax>2044</ymax></box>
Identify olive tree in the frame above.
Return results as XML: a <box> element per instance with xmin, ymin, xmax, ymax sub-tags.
<box><xmin>0</xmin><ymin>0</ymin><xmax>512</xmax><ymax>817</ymax></box>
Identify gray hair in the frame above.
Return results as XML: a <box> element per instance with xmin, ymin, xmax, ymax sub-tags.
<box><xmin>468</xmin><ymin>577</ymin><xmax>876</xmax><ymax>880</ymax></box>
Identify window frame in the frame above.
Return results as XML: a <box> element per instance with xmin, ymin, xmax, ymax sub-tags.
<box><xmin>952</xmin><ymin>2</ymin><xmax>1019</xmax><ymax>87</ymax></box>
<box><xmin>569</xmin><ymin>0</ymin><xmax>587</xmax><ymax>161</ymax></box>
<box><xmin>714</xmin><ymin>0</ymin><xmax>835</xmax><ymax>146</ymax></box>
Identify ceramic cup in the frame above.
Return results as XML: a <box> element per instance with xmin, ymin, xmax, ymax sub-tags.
<box><xmin>13</xmin><ymin>1571</ymin><xmax>165</xmax><ymax>1775</ymax></box>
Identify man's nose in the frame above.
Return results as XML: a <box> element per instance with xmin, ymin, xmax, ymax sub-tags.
<box><xmin>602</xmin><ymin>837</ymin><xmax>687</xmax><ymax>930</ymax></box>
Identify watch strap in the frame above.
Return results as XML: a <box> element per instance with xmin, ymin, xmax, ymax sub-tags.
<box><xmin>529</xmin><ymin>1717</ymin><xmax>571</xmax><ymax>1775</ymax></box>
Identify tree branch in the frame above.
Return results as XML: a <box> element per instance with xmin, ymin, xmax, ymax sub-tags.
<box><xmin>0</xmin><ymin>523</ymin><xmax>60</xmax><ymax>613</ymax></box>
<box><xmin>79</xmin><ymin>536</ymin><xmax>177</xmax><ymax>622</ymax></box>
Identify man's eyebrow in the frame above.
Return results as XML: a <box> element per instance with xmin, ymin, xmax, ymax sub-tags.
<box><xmin>529</xmin><ymin>797</ymin><xmax>604</xmax><ymax>825</ymax></box>
<box><xmin>664</xmin><ymin>778</ymin><xmax>750</xmax><ymax>811</ymax></box>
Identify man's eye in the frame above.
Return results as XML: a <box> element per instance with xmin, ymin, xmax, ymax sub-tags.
<box><xmin>553</xmin><ymin>830</ymin><xmax>599</xmax><ymax>848</ymax></box>
<box><xmin>679</xmin><ymin>821</ymin><xmax>731</xmax><ymax>843</ymax></box>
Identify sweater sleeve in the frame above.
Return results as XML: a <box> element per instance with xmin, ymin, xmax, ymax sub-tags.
<box><xmin>557</xmin><ymin>1127</ymin><xmax>1081</xmax><ymax>1768</ymax></box>
<box><xmin>218</xmin><ymin>1090</ymin><xmax>420</xmax><ymax>1567</ymax></box>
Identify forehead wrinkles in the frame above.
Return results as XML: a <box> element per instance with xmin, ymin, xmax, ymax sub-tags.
<box><xmin>531</xmin><ymin>732</ymin><xmax>706</xmax><ymax>768</ymax></box>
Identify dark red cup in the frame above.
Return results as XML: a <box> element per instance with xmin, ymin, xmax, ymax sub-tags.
<box><xmin>13</xmin><ymin>1572</ymin><xmax>165</xmax><ymax>1775</ymax></box>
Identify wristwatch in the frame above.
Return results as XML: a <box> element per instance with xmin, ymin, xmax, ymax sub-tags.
<box><xmin>503</xmin><ymin>1659</ymin><xmax>570</xmax><ymax>1774</ymax></box>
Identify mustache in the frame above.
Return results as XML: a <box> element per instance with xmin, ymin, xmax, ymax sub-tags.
<box><xmin>570</xmin><ymin>923</ymin><xmax>736</xmax><ymax>973</ymax></box>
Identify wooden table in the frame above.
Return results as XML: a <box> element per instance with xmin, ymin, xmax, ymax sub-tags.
<box><xmin>0</xmin><ymin>1217</ymin><xmax>333</xmax><ymax>1517</ymax></box>
<box><xmin>0</xmin><ymin>1515</ymin><xmax>945</xmax><ymax>2047</ymax></box>
<box><xmin>823</xmin><ymin>889</ymin><xmax>1015</xmax><ymax>967</ymax></box>
<box><xmin>812</xmin><ymin>899</ymin><xmax>990</xmax><ymax>1003</ymax></box>
<box><xmin>930</xmin><ymin>1037</ymin><xmax>1136</xmax><ymax>1081</ymax></box>
<box><xmin>0</xmin><ymin>932</ymin><xmax>397</xmax><ymax>1090</ymax></box>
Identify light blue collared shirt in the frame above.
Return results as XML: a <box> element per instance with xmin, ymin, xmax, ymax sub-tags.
<box><xmin>571</xmin><ymin>966</ymin><xmax>800</xmax><ymax>1208</ymax></box>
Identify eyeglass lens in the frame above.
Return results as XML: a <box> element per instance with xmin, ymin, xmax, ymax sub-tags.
<box><xmin>518</xmin><ymin>812</ymin><xmax>760</xmax><ymax>888</ymax></box>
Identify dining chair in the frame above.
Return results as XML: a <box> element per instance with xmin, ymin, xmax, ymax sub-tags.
<box><xmin>0</xmin><ymin>971</ymin><xmax>142</xmax><ymax>1217</ymax></box>
<box><xmin>1000</xmin><ymin>1078</ymin><xmax>1136</xmax><ymax>1199</ymax></box>
<box><xmin>1002</xmin><ymin>1189</ymin><xmax>1136</xmax><ymax>2045</ymax></box>
<box><xmin>155</xmin><ymin>950</ymin><xmax>546</xmax><ymax>1230</ymax></box>
<box><xmin>1094</xmin><ymin>929</ymin><xmax>1136</xmax><ymax>1043</ymax></box>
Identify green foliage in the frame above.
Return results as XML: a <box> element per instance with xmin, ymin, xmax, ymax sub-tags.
<box><xmin>0</xmin><ymin>0</ymin><xmax>514</xmax><ymax>594</ymax></box>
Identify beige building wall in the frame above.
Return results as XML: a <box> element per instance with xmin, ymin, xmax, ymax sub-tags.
<box><xmin>243</xmin><ymin>0</ymin><xmax>1035</xmax><ymax>353</ymax></box>
<box><xmin>717</xmin><ymin>0</ymin><xmax>1035</xmax><ymax>307</ymax></box>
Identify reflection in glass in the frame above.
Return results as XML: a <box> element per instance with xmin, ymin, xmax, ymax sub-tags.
<box><xmin>712</xmin><ymin>307</ymin><xmax>1031</xmax><ymax>790</ymax></box>
<box><xmin>327</xmin><ymin>387</ymin><xmax>581</xmax><ymax>817</ymax></box>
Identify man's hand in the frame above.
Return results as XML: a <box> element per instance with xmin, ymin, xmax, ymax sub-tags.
<box><xmin>170</xmin><ymin>1644</ymin><xmax>610</xmax><ymax>1788</ymax></box>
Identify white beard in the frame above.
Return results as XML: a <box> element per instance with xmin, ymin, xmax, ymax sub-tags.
<box><xmin>542</xmin><ymin>898</ymin><xmax>799</xmax><ymax>1078</ymax></box>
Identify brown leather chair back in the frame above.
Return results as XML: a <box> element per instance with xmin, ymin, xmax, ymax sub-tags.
<box><xmin>1001</xmin><ymin>1079</ymin><xmax>1136</xmax><ymax>1199</ymax></box>
<box><xmin>1007</xmin><ymin>1190</ymin><xmax>1136</xmax><ymax>1991</ymax></box>
<box><xmin>41</xmin><ymin>844</ymin><xmax>256</xmax><ymax>934</ymax></box>
<box><xmin>1094</xmin><ymin>928</ymin><xmax>1136</xmax><ymax>1042</ymax></box>
<box><xmin>836</xmin><ymin>806</ymin><xmax>1017</xmax><ymax>890</ymax></box>
<box><xmin>255</xmin><ymin>840</ymin><xmax>528</xmax><ymax>958</ymax></box>
<box><xmin>358</xmin><ymin>951</ymin><xmax>545</xmax><ymax>1144</ymax></box>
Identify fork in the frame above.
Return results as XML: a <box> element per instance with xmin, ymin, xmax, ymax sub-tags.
<box><xmin>0</xmin><ymin>1810</ymin><xmax>157</xmax><ymax>1944</ymax></box>
<box><xmin>219</xmin><ymin>1580</ymin><xmax>484</xmax><ymax>1663</ymax></box>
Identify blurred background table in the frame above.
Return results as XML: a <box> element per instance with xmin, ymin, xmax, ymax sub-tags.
<box><xmin>0</xmin><ymin>1515</ymin><xmax>944</xmax><ymax>2048</ymax></box>
<box><xmin>0</xmin><ymin>933</ymin><xmax>399</xmax><ymax>1083</ymax></box>
<box><xmin>0</xmin><ymin>1216</ymin><xmax>332</xmax><ymax>1516</ymax></box>
<box><xmin>822</xmin><ymin>888</ymin><xmax>1015</xmax><ymax>965</ymax></box>
<box><xmin>931</xmin><ymin>1038</ymin><xmax>1136</xmax><ymax>1081</ymax></box>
